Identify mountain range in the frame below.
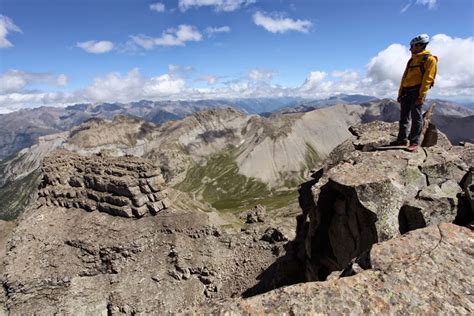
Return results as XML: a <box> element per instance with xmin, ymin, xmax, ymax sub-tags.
<box><xmin>1</xmin><ymin>96</ymin><xmax>473</xmax><ymax>221</ymax></box>
<box><xmin>1</xmin><ymin>95</ymin><xmax>473</xmax><ymax>163</ymax></box>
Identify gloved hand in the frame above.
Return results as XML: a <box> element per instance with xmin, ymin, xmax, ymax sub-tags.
<box><xmin>397</xmin><ymin>96</ymin><xmax>402</xmax><ymax>103</ymax></box>
<box><xmin>415</xmin><ymin>98</ymin><xmax>423</xmax><ymax>106</ymax></box>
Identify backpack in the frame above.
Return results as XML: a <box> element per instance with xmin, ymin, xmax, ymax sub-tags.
<box><xmin>404</xmin><ymin>54</ymin><xmax>438</xmax><ymax>88</ymax></box>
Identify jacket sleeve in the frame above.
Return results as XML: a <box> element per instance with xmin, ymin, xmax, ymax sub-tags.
<box><xmin>418</xmin><ymin>56</ymin><xmax>437</xmax><ymax>101</ymax></box>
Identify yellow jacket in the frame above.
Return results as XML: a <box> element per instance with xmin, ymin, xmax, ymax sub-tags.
<box><xmin>398</xmin><ymin>50</ymin><xmax>437</xmax><ymax>101</ymax></box>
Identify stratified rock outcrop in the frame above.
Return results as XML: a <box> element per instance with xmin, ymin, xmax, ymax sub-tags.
<box><xmin>298</xmin><ymin>121</ymin><xmax>473</xmax><ymax>281</ymax></box>
<box><xmin>38</xmin><ymin>149</ymin><xmax>170</xmax><ymax>218</ymax></box>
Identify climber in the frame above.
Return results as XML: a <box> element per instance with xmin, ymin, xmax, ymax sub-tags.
<box><xmin>391</xmin><ymin>34</ymin><xmax>438</xmax><ymax>152</ymax></box>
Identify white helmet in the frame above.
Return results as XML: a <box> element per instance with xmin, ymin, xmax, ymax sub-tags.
<box><xmin>410</xmin><ymin>34</ymin><xmax>430</xmax><ymax>45</ymax></box>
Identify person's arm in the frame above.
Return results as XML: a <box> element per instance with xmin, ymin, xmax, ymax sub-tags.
<box><xmin>417</xmin><ymin>56</ymin><xmax>437</xmax><ymax>104</ymax></box>
<box><xmin>398</xmin><ymin>59</ymin><xmax>411</xmax><ymax>102</ymax></box>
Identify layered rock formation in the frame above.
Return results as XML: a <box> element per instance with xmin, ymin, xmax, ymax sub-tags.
<box><xmin>38</xmin><ymin>150</ymin><xmax>170</xmax><ymax>218</ymax></box>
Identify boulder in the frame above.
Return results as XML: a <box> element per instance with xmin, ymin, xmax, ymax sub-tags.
<box><xmin>245</xmin><ymin>204</ymin><xmax>267</xmax><ymax>223</ymax></box>
<box><xmin>298</xmin><ymin>122</ymin><xmax>472</xmax><ymax>280</ymax></box>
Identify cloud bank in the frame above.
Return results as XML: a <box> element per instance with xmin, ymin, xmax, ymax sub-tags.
<box><xmin>1</xmin><ymin>34</ymin><xmax>473</xmax><ymax>112</ymax></box>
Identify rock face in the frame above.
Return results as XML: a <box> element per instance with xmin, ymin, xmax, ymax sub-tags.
<box><xmin>196</xmin><ymin>223</ymin><xmax>474</xmax><ymax>314</ymax></box>
<box><xmin>38</xmin><ymin>149</ymin><xmax>170</xmax><ymax>218</ymax></box>
<box><xmin>298</xmin><ymin>121</ymin><xmax>473</xmax><ymax>281</ymax></box>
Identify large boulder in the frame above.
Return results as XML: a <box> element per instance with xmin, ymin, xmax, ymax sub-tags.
<box><xmin>298</xmin><ymin>121</ymin><xmax>472</xmax><ymax>280</ymax></box>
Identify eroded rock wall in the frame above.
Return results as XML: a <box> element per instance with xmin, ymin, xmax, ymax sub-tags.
<box><xmin>38</xmin><ymin>150</ymin><xmax>170</xmax><ymax>218</ymax></box>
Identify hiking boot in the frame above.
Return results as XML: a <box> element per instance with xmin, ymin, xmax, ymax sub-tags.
<box><xmin>389</xmin><ymin>139</ymin><xmax>408</xmax><ymax>146</ymax></box>
<box><xmin>407</xmin><ymin>144</ymin><xmax>418</xmax><ymax>152</ymax></box>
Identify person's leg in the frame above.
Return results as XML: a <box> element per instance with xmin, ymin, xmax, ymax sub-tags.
<box><xmin>408</xmin><ymin>102</ymin><xmax>423</xmax><ymax>145</ymax></box>
<box><xmin>397</xmin><ymin>96</ymin><xmax>410</xmax><ymax>142</ymax></box>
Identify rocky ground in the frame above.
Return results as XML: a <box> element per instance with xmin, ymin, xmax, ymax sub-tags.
<box><xmin>189</xmin><ymin>121</ymin><xmax>474</xmax><ymax>314</ymax></box>
<box><xmin>1</xmin><ymin>151</ymin><xmax>298</xmax><ymax>314</ymax></box>
<box><xmin>1</xmin><ymin>120</ymin><xmax>473</xmax><ymax>314</ymax></box>
<box><xmin>297</xmin><ymin>121</ymin><xmax>473</xmax><ymax>281</ymax></box>
<box><xmin>194</xmin><ymin>223</ymin><xmax>473</xmax><ymax>314</ymax></box>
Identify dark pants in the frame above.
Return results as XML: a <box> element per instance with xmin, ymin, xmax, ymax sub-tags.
<box><xmin>397</xmin><ymin>88</ymin><xmax>423</xmax><ymax>145</ymax></box>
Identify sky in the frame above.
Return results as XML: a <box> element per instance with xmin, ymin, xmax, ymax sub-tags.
<box><xmin>0</xmin><ymin>0</ymin><xmax>473</xmax><ymax>113</ymax></box>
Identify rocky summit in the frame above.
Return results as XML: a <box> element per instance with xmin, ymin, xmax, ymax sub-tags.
<box><xmin>297</xmin><ymin>121</ymin><xmax>473</xmax><ymax>281</ymax></box>
<box><xmin>195</xmin><ymin>223</ymin><xmax>473</xmax><ymax>314</ymax></box>
<box><xmin>1</xmin><ymin>120</ymin><xmax>473</xmax><ymax>315</ymax></box>
<box><xmin>190</xmin><ymin>121</ymin><xmax>473</xmax><ymax>314</ymax></box>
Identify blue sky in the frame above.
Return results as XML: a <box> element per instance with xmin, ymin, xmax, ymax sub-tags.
<box><xmin>0</xmin><ymin>0</ymin><xmax>473</xmax><ymax>112</ymax></box>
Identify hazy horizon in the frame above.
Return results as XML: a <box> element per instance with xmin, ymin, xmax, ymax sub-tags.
<box><xmin>1</xmin><ymin>0</ymin><xmax>473</xmax><ymax>113</ymax></box>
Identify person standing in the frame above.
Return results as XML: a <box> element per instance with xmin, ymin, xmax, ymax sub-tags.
<box><xmin>391</xmin><ymin>34</ymin><xmax>438</xmax><ymax>152</ymax></box>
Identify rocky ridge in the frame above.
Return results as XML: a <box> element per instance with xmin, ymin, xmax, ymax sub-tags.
<box><xmin>189</xmin><ymin>121</ymin><xmax>473</xmax><ymax>314</ymax></box>
<box><xmin>1</xmin><ymin>120</ymin><xmax>473</xmax><ymax>314</ymax></box>
<box><xmin>298</xmin><ymin>121</ymin><xmax>473</xmax><ymax>281</ymax></box>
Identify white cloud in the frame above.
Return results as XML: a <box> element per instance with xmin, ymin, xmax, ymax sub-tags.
<box><xmin>248</xmin><ymin>69</ymin><xmax>275</xmax><ymax>82</ymax></box>
<box><xmin>0</xmin><ymin>92</ymin><xmax>75</xmax><ymax>113</ymax></box>
<box><xmin>400</xmin><ymin>3</ymin><xmax>412</xmax><ymax>13</ymax></box>
<box><xmin>205</xmin><ymin>26</ymin><xmax>231</xmax><ymax>36</ymax></box>
<box><xmin>331</xmin><ymin>70</ymin><xmax>360</xmax><ymax>82</ymax></box>
<box><xmin>427</xmin><ymin>34</ymin><xmax>474</xmax><ymax>96</ymax></box>
<box><xmin>83</xmin><ymin>68</ymin><xmax>186</xmax><ymax>103</ymax></box>
<box><xmin>178</xmin><ymin>0</ymin><xmax>256</xmax><ymax>12</ymax></box>
<box><xmin>2</xmin><ymin>34</ymin><xmax>473</xmax><ymax>111</ymax></box>
<box><xmin>130</xmin><ymin>25</ymin><xmax>202</xmax><ymax>49</ymax></box>
<box><xmin>253</xmin><ymin>11</ymin><xmax>312</xmax><ymax>34</ymax></box>
<box><xmin>0</xmin><ymin>70</ymin><xmax>68</xmax><ymax>94</ymax></box>
<box><xmin>402</xmin><ymin>0</ymin><xmax>437</xmax><ymax>12</ymax></box>
<box><xmin>300</xmin><ymin>71</ymin><xmax>327</xmax><ymax>92</ymax></box>
<box><xmin>0</xmin><ymin>15</ymin><xmax>22</xmax><ymax>48</ymax></box>
<box><xmin>77</xmin><ymin>40</ymin><xmax>114</xmax><ymax>54</ymax></box>
<box><xmin>416</xmin><ymin>0</ymin><xmax>437</xmax><ymax>10</ymax></box>
<box><xmin>366</xmin><ymin>44</ymin><xmax>410</xmax><ymax>86</ymax></box>
<box><xmin>150</xmin><ymin>2</ymin><xmax>165</xmax><ymax>12</ymax></box>
<box><xmin>198</xmin><ymin>75</ymin><xmax>219</xmax><ymax>85</ymax></box>
<box><xmin>128</xmin><ymin>35</ymin><xmax>156</xmax><ymax>50</ymax></box>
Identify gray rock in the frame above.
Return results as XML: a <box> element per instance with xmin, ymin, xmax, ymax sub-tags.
<box><xmin>245</xmin><ymin>205</ymin><xmax>267</xmax><ymax>224</ymax></box>
<box><xmin>193</xmin><ymin>224</ymin><xmax>474</xmax><ymax>314</ymax></box>
<box><xmin>298</xmin><ymin>121</ymin><xmax>472</xmax><ymax>281</ymax></box>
